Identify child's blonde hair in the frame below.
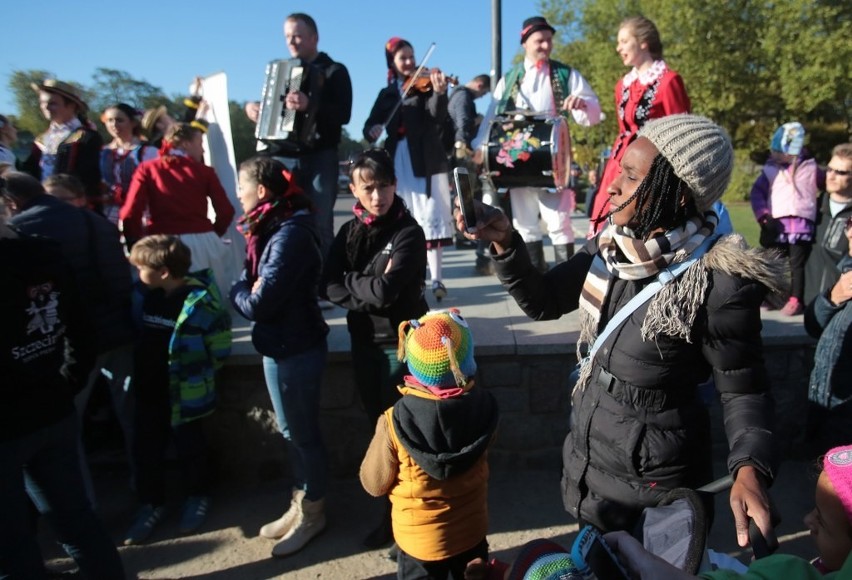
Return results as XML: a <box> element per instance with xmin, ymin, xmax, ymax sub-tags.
<box><xmin>129</xmin><ymin>234</ymin><xmax>192</xmax><ymax>278</ymax></box>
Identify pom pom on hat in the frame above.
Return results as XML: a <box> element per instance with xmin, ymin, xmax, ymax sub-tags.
<box><xmin>824</xmin><ymin>444</ymin><xmax>852</xmax><ymax>527</ymax></box>
<box><xmin>770</xmin><ymin>121</ymin><xmax>805</xmax><ymax>156</ymax></box>
<box><xmin>397</xmin><ymin>308</ymin><xmax>476</xmax><ymax>389</ymax></box>
<box><xmin>507</xmin><ymin>539</ymin><xmax>579</xmax><ymax>580</ymax></box>
<box><xmin>637</xmin><ymin>114</ymin><xmax>733</xmax><ymax>210</ymax></box>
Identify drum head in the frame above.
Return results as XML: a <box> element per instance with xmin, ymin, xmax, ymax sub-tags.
<box><xmin>483</xmin><ymin>115</ymin><xmax>572</xmax><ymax>191</ymax></box>
<box><xmin>549</xmin><ymin>116</ymin><xmax>572</xmax><ymax>190</ymax></box>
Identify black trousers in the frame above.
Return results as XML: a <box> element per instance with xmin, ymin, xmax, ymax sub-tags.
<box><xmin>132</xmin><ymin>394</ymin><xmax>209</xmax><ymax>506</ymax></box>
<box><xmin>397</xmin><ymin>538</ymin><xmax>488</xmax><ymax>580</ymax></box>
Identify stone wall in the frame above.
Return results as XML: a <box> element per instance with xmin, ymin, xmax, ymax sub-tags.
<box><xmin>209</xmin><ymin>340</ymin><xmax>815</xmax><ymax>483</ymax></box>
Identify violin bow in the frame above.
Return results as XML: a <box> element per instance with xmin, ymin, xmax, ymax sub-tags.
<box><xmin>380</xmin><ymin>42</ymin><xmax>437</xmax><ymax>132</ymax></box>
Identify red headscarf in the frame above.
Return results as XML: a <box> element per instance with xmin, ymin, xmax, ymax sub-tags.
<box><xmin>385</xmin><ymin>37</ymin><xmax>413</xmax><ymax>84</ymax></box>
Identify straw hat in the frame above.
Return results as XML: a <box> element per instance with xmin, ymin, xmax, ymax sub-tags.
<box><xmin>30</xmin><ymin>79</ymin><xmax>89</xmax><ymax>113</ymax></box>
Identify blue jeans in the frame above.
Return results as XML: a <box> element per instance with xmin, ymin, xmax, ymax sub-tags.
<box><xmin>0</xmin><ymin>413</ymin><xmax>125</xmax><ymax>579</ymax></box>
<box><xmin>275</xmin><ymin>148</ymin><xmax>338</xmax><ymax>260</ymax></box>
<box><xmin>262</xmin><ymin>341</ymin><xmax>328</xmax><ymax>501</ymax></box>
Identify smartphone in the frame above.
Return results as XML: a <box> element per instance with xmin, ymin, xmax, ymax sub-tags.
<box><xmin>453</xmin><ymin>166</ymin><xmax>478</xmax><ymax>233</ymax></box>
<box><xmin>571</xmin><ymin>525</ymin><xmax>630</xmax><ymax>580</ymax></box>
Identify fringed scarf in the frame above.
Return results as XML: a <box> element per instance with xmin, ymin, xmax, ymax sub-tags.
<box><xmin>236</xmin><ymin>199</ymin><xmax>298</xmax><ymax>280</ymax></box>
<box><xmin>574</xmin><ymin>213</ymin><xmax>718</xmax><ymax>392</ymax></box>
<box><xmin>345</xmin><ymin>195</ymin><xmax>406</xmax><ymax>270</ymax></box>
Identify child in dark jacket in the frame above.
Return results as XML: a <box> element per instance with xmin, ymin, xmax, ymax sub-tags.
<box><xmin>322</xmin><ymin>148</ymin><xmax>428</xmax><ymax>548</ymax></box>
<box><xmin>124</xmin><ymin>234</ymin><xmax>231</xmax><ymax>545</ymax></box>
<box><xmin>361</xmin><ymin>308</ymin><xmax>499</xmax><ymax>579</ymax></box>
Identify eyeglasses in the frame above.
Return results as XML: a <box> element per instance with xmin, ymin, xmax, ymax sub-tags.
<box><xmin>827</xmin><ymin>167</ymin><xmax>852</xmax><ymax>177</ymax></box>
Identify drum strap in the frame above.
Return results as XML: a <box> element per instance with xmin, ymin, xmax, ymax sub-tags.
<box><xmin>501</xmin><ymin>61</ymin><xmax>572</xmax><ymax>119</ymax></box>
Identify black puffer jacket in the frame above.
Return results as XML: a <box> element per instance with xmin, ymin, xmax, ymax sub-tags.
<box><xmin>322</xmin><ymin>196</ymin><xmax>428</xmax><ymax>344</ymax></box>
<box><xmin>494</xmin><ymin>232</ymin><xmax>781</xmax><ymax>532</ymax></box>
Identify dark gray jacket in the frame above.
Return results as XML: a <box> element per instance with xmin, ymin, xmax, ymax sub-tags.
<box><xmin>804</xmin><ymin>193</ymin><xmax>852</xmax><ymax>304</ymax></box>
<box><xmin>10</xmin><ymin>194</ymin><xmax>135</xmax><ymax>353</ymax></box>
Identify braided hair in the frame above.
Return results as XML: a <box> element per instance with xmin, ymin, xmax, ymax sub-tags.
<box><xmin>610</xmin><ymin>153</ymin><xmax>699</xmax><ymax>239</ymax></box>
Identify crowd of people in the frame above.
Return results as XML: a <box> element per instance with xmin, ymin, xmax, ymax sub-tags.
<box><xmin>1</xmin><ymin>8</ymin><xmax>851</xmax><ymax>580</ymax></box>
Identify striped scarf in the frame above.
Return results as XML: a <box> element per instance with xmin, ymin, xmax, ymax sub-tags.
<box><xmin>579</xmin><ymin>213</ymin><xmax>718</xmax><ymax>330</ymax></box>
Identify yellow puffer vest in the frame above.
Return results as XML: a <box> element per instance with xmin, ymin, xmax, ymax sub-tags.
<box><xmin>384</xmin><ymin>400</ymin><xmax>489</xmax><ymax>561</ymax></box>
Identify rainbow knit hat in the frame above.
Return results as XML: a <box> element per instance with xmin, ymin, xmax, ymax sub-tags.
<box><xmin>397</xmin><ymin>308</ymin><xmax>476</xmax><ymax>389</ymax></box>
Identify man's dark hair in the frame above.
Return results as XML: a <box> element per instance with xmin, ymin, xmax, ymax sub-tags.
<box><xmin>473</xmin><ymin>74</ymin><xmax>491</xmax><ymax>91</ymax></box>
<box><xmin>43</xmin><ymin>174</ymin><xmax>86</xmax><ymax>199</ymax></box>
<box><xmin>0</xmin><ymin>171</ymin><xmax>46</xmax><ymax>204</ymax></box>
<box><xmin>287</xmin><ymin>12</ymin><xmax>318</xmax><ymax>35</ymax></box>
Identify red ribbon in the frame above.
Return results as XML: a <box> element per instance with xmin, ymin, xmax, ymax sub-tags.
<box><xmin>281</xmin><ymin>169</ymin><xmax>303</xmax><ymax>198</ymax></box>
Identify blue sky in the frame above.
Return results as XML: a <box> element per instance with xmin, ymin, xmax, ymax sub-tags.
<box><xmin>2</xmin><ymin>0</ymin><xmax>545</xmax><ymax>137</ymax></box>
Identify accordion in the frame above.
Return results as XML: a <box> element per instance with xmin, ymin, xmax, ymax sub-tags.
<box><xmin>255</xmin><ymin>58</ymin><xmax>324</xmax><ymax>153</ymax></box>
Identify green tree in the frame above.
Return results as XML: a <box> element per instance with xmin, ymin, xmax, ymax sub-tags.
<box><xmin>230</xmin><ymin>100</ymin><xmax>258</xmax><ymax>165</ymax></box>
<box><xmin>89</xmin><ymin>68</ymin><xmax>167</xmax><ymax>112</ymax></box>
<box><xmin>541</xmin><ymin>0</ymin><xmax>851</xmax><ymax>155</ymax></box>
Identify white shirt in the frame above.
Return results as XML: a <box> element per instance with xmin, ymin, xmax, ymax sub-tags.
<box><xmin>472</xmin><ymin>57</ymin><xmax>601</xmax><ymax>150</ymax></box>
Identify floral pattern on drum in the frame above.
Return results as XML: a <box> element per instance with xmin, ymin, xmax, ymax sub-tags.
<box><xmin>495</xmin><ymin>123</ymin><xmax>540</xmax><ymax>168</ymax></box>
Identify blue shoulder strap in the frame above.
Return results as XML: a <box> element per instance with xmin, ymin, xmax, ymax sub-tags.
<box><xmin>585</xmin><ymin>234</ymin><xmax>721</xmax><ymax>365</ymax></box>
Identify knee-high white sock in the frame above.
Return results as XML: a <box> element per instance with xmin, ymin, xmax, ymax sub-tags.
<box><xmin>427</xmin><ymin>246</ymin><xmax>442</xmax><ymax>283</ymax></box>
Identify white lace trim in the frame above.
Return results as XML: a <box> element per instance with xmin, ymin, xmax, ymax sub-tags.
<box><xmin>622</xmin><ymin>60</ymin><xmax>668</xmax><ymax>87</ymax></box>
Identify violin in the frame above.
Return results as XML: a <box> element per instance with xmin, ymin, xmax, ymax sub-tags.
<box><xmin>402</xmin><ymin>69</ymin><xmax>460</xmax><ymax>93</ymax></box>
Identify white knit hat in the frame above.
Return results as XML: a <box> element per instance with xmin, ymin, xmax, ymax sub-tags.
<box><xmin>637</xmin><ymin>114</ymin><xmax>733</xmax><ymax>210</ymax></box>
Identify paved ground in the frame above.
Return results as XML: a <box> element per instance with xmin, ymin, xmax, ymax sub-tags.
<box><xmin>41</xmin><ymin>457</ymin><xmax>816</xmax><ymax>580</ymax></box>
<box><xmin>40</xmin><ymin>196</ymin><xmax>819</xmax><ymax>578</ymax></box>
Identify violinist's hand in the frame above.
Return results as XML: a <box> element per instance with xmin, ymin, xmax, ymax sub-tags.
<box><xmin>472</xmin><ymin>148</ymin><xmax>484</xmax><ymax>166</ymax></box>
<box><xmin>562</xmin><ymin>94</ymin><xmax>588</xmax><ymax>112</ymax></box>
<box><xmin>245</xmin><ymin>101</ymin><xmax>260</xmax><ymax>123</ymax></box>
<box><xmin>730</xmin><ymin>465</ymin><xmax>778</xmax><ymax>551</ymax></box>
<box><xmin>430</xmin><ymin>69</ymin><xmax>448</xmax><ymax>95</ymax></box>
<box><xmin>367</xmin><ymin>124</ymin><xmax>383</xmax><ymax>142</ymax></box>
<box><xmin>285</xmin><ymin>91</ymin><xmax>309</xmax><ymax>112</ymax></box>
<box><xmin>453</xmin><ymin>198</ymin><xmax>514</xmax><ymax>253</ymax></box>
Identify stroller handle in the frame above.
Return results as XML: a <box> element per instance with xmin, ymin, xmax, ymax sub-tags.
<box><xmin>694</xmin><ymin>474</ymin><xmax>778</xmax><ymax>558</ymax></box>
<box><xmin>696</xmin><ymin>474</ymin><xmax>733</xmax><ymax>495</ymax></box>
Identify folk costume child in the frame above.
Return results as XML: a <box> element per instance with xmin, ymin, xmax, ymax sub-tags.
<box><xmin>360</xmin><ymin>309</ymin><xmax>499</xmax><ymax>579</ymax></box>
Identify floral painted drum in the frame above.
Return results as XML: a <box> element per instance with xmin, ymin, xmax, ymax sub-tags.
<box><xmin>481</xmin><ymin>113</ymin><xmax>572</xmax><ymax>192</ymax></box>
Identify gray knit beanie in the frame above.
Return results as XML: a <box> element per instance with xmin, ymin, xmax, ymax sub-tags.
<box><xmin>637</xmin><ymin>114</ymin><xmax>733</xmax><ymax>210</ymax></box>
